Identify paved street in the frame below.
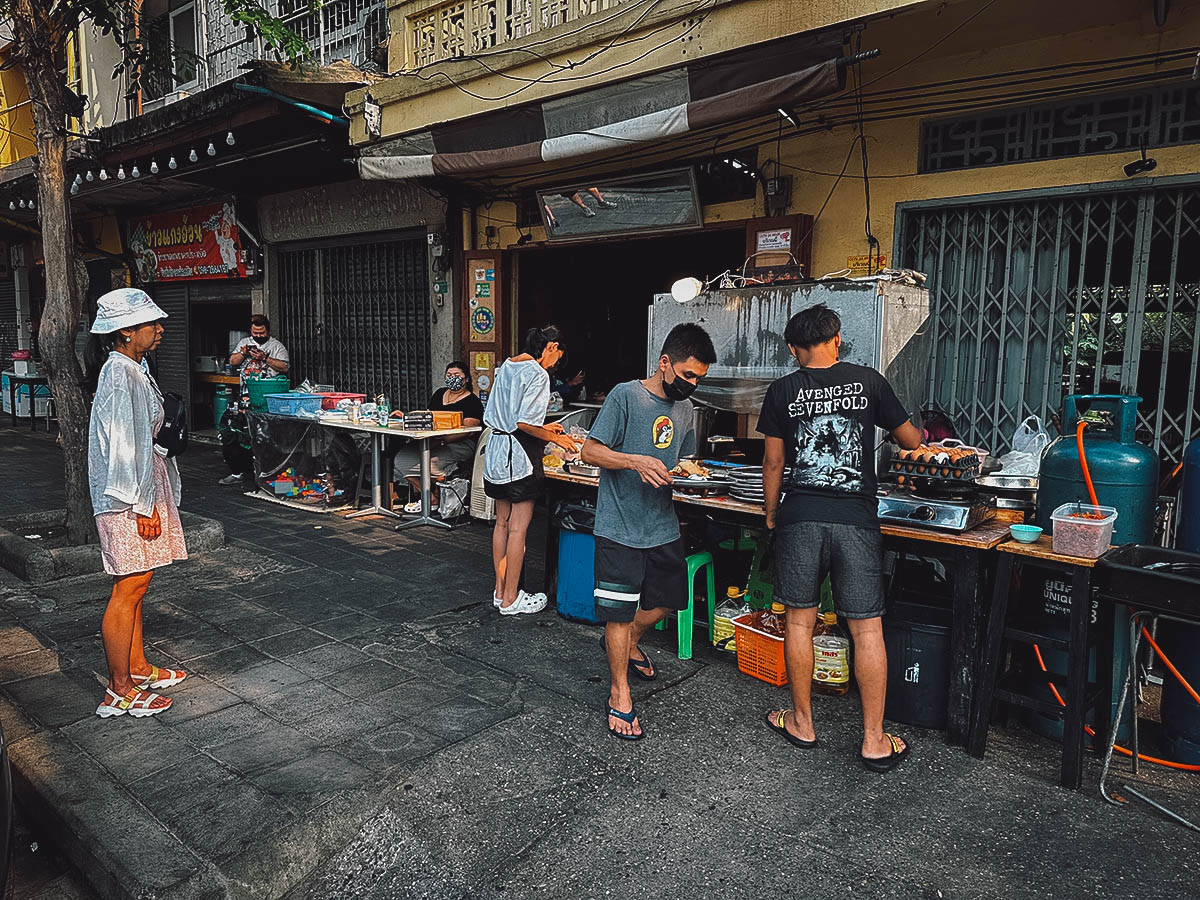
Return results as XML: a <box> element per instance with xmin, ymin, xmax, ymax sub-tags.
<box><xmin>0</xmin><ymin>424</ymin><xmax>1196</xmax><ymax>899</ymax></box>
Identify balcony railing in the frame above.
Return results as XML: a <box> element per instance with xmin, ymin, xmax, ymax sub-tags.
<box><xmin>408</xmin><ymin>0</ymin><xmax>632</xmax><ymax>68</ymax></box>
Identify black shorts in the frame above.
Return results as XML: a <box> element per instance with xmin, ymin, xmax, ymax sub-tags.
<box><xmin>593</xmin><ymin>536</ymin><xmax>688</xmax><ymax>624</ymax></box>
<box><xmin>774</xmin><ymin>521</ymin><xmax>885</xmax><ymax>620</ymax></box>
<box><xmin>484</xmin><ymin>432</ymin><xmax>544</xmax><ymax>504</ymax></box>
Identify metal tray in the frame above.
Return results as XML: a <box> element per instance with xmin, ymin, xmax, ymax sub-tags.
<box><xmin>976</xmin><ymin>474</ymin><xmax>1038</xmax><ymax>491</ymax></box>
<box><xmin>566</xmin><ymin>463</ymin><xmax>600</xmax><ymax>478</ymax></box>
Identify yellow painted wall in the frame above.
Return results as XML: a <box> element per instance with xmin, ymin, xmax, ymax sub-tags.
<box><xmin>471</xmin><ymin>0</ymin><xmax>1200</xmax><ymax>279</ymax></box>
<box><xmin>0</xmin><ymin>51</ymin><xmax>37</xmax><ymax>167</ymax></box>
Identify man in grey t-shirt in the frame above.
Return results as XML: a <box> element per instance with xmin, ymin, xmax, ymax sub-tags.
<box><xmin>582</xmin><ymin>323</ymin><xmax>715</xmax><ymax>741</ymax></box>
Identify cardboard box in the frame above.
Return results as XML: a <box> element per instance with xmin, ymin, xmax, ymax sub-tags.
<box><xmin>432</xmin><ymin>410</ymin><xmax>463</xmax><ymax>430</ymax></box>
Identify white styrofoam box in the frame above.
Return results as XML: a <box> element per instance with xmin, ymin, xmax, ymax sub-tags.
<box><xmin>12</xmin><ymin>359</ymin><xmax>37</xmax><ymax>376</ymax></box>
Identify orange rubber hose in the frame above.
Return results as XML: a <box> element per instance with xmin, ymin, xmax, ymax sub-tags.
<box><xmin>1032</xmin><ymin>633</ymin><xmax>1200</xmax><ymax>772</ymax></box>
<box><xmin>1076</xmin><ymin>420</ymin><xmax>1100</xmax><ymax>507</ymax></box>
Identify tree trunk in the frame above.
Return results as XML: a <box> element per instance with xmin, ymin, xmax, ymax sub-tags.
<box><xmin>12</xmin><ymin>0</ymin><xmax>98</xmax><ymax>546</ymax></box>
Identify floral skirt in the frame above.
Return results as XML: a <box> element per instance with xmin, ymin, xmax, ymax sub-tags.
<box><xmin>95</xmin><ymin>455</ymin><xmax>188</xmax><ymax>577</ymax></box>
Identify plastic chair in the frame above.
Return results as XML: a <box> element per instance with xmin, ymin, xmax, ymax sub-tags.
<box><xmin>656</xmin><ymin>550</ymin><xmax>716</xmax><ymax>660</ymax></box>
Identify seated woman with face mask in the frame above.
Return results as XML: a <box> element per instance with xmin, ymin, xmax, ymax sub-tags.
<box><xmin>392</xmin><ymin>361</ymin><xmax>484</xmax><ymax>512</ymax></box>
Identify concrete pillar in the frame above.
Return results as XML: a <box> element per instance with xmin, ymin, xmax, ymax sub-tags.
<box><xmin>12</xmin><ymin>242</ymin><xmax>31</xmax><ymax>351</ymax></box>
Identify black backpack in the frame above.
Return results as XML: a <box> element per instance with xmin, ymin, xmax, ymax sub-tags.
<box><xmin>156</xmin><ymin>391</ymin><xmax>189</xmax><ymax>458</ymax></box>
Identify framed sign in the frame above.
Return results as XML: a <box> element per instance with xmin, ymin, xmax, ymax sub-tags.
<box><xmin>127</xmin><ymin>201</ymin><xmax>246</xmax><ymax>282</ymax></box>
<box><xmin>537</xmin><ymin>168</ymin><xmax>702</xmax><ymax>242</ymax></box>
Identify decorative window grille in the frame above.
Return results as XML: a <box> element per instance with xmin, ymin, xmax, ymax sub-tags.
<box><xmin>920</xmin><ymin>81</ymin><xmax>1200</xmax><ymax>173</ymax></box>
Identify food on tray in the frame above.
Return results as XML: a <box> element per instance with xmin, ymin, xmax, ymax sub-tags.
<box><xmin>543</xmin><ymin>455</ymin><xmax>564</xmax><ymax>469</ymax></box>
<box><xmin>671</xmin><ymin>459</ymin><xmax>710</xmax><ymax>478</ymax></box>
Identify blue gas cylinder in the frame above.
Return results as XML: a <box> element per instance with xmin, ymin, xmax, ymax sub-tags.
<box><xmin>1036</xmin><ymin>395</ymin><xmax>1158</xmax><ymax>545</ymax></box>
<box><xmin>1178</xmin><ymin>436</ymin><xmax>1200</xmax><ymax>553</ymax></box>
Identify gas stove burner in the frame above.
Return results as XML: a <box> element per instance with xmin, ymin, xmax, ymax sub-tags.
<box><xmin>877</xmin><ymin>486</ymin><xmax>998</xmax><ymax>533</ymax></box>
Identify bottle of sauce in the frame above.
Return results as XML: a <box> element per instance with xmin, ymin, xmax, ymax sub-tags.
<box><xmin>756</xmin><ymin>601</ymin><xmax>787</xmax><ymax>637</ymax></box>
<box><xmin>812</xmin><ymin>612</ymin><xmax>850</xmax><ymax>695</ymax></box>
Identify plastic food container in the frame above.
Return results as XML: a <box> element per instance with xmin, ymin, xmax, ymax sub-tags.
<box><xmin>1050</xmin><ymin>502</ymin><xmax>1118</xmax><ymax>558</ymax></box>
<box><xmin>264</xmin><ymin>392</ymin><xmax>324</xmax><ymax>416</ymax></box>
<box><xmin>317</xmin><ymin>392</ymin><xmax>366</xmax><ymax>410</ymax></box>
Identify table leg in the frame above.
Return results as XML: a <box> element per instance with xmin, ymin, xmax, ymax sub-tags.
<box><xmin>395</xmin><ymin>437</ymin><xmax>450</xmax><ymax>530</ymax></box>
<box><xmin>9</xmin><ymin>381</ymin><xmax>16</xmax><ymax>428</ymax></box>
<box><xmin>1100</xmin><ymin>611</ymin><xmax>1144</xmax><ymax>805</ymax></box>
<box><xmin>29</xmin><ymin>381</ymin><xmax>37</xmax><ymax>431</ymax></box>
<box><xmin>967</xmin><ymin>553</ymin><xmax>1012</xmax><ymax>757</ymax></box>
<box><xmin>948</xmin><ymin>547</ymin><xmax>982</xmax><ymax>748</ymax></box>
<box><xmin>348</xmin><ymin>433</ymin><xmax>402</xmax><ymax>520</ymax></box>
<box><xmin>1061</xmin><ymin>565</ymin><xmax>1092</xmax><ymax>791</ymax></box>
<box><xmin>544</xmin><ymin>479</ymin><xmax>561</xmax><ymax>601</ymax></box>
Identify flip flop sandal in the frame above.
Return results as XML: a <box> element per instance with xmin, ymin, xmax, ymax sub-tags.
<box><xmin>766</xmin><ymin>710</ymin><xmax>818</xmax><ymax>749</ymax></box>
<box><xmin>133</xmin><ymin>665</ymin><xmax>188</xmax><ymax>690</ymax></box>
<box><xmin>607</xmin><ymin>705</ymin><xmax>644</xmax><ymax>741</ymax></box>
<box><xmin>96</xmin><ymin>687</ymin><xmax>172</xmax><ymax>719</ymax></box>
<box><xmin>598</xmin><ymin>635</ymin><xmax>658</xmax><ymax>682</ymax></box>
<box><xmin>861</xmin><ymin>733</ymin><xmax>910</xmax><ymax>772</ymax></box>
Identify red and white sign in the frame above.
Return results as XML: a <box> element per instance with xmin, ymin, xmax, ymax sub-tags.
<box><xmin>127</xmin><ymin>201</ymin><xmax>245</xmax><ymax>282</ymax></box>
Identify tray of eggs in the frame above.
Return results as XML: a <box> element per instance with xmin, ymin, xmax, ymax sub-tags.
<box><xmin>889</xmin><ymin>443</ymin><xmax>981</xmax><ymax>482</ymax></box>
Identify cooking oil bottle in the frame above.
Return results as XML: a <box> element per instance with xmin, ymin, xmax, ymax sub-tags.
<box><xmin>812</xmin><ymin>612</ymin><xmax>850</xmax><ymax>696</ymax></box>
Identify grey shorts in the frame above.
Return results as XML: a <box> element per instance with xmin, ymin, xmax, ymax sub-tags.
<box><xmin>774</xmin><ymin>521</ymin><xmax>885</xmax><ymax>620</ymax></box>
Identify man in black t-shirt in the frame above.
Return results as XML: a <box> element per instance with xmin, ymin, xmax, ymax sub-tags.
<box><xmin>757</xmin><ymin>304</ymin><xmax>922</xmax><ymax>772</ymax></box>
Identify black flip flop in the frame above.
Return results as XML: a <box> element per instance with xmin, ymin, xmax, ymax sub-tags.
<box><xmin>861</xmin><ymin>733</ymin><xmax>910</xmax><ymax>772</ymax></box>
<box><xmin>607</xmin><ymin>705</ymin><xmax>644</xmax><ymax>741</ymax></box>
<box><xmin>766</xmin><ymin>710</ymin><xmax>818</xmax><ymax>749</ymax></box>
<box><xmin>599</xmin><ymin>634</ymin><xmax>658</xmax><ymax>682</ymax></box>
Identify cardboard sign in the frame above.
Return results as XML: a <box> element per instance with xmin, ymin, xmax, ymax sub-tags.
<box><xmin>127</xmin><ymin>202</ymin><xmax>245</xmax><ymax>281</ymax></box>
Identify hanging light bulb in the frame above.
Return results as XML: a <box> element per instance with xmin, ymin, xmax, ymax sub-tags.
<box><xmin>117</xmin><ymin>164</ymin><xmax>126</xmax><ymax>180</ymax></box>
<box><xmin>86</xmin><ymin>170</ymin><xmax>94</xmax><ymax>182</ymax></box>
<box><xmin>188</xmin><ymin>148</ymin><xmax>198</xmax><ymax>163</ymax></box>
<box><xmin>168</xmin><ymin>156</ymin><xmax>177</xmax><ymax>170</ymax></box>
<box><xmin>150</xmin><ymin>159</ymin><xmax>159</xmax><ymax>174</ymax></box>
<box><xmin>28</xmin><ymin>199</ymin><xmax>33</xmax><ymax>210</ymax></box>
<box><xmin>99</xmin><ymin>168</ymin><xmax>108</xmax><ymax>181</ymax></box>
<box><xmin>73</xmin><ymin>173</ymin><xmax>82</xmax><ymax>186</ymax></box>
<box><xmin>131</xmin><ymin>164</ymin><xmax>141</xmax><ymax>178</ymax></box>
<box><xmin>206</xmin><ymin>141</ymin><xmax>216</xmax><ymax>157</ymax></box>
<box><xmin>18</xmin><ymin>198</ymin><xmax>25</xmax><ymax>208</ymax></box>
<box><xmin>7</xmin><ymin>201</ymin><xmax>14</xmax><ymax>211</ymax></box>
<box><xmin>71</xmin><ymin>182</ymin><xmax>79</xmax><ymax>195</ymax></box>
<box><xmin>225</xmin><ymin>131</ymin><xmax>235</xmax><ymax>146</ymax></box>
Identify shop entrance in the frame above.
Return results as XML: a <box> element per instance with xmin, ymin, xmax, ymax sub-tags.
<box><xmin>515</xmin><ymin>228</ymin><xmax>745</xmax><ymax>396</ymax></box>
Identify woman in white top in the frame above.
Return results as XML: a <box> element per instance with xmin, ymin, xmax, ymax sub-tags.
<box><xmin>86</xmin><ymin>289</ymin><xmax>189</xmax><ymax>719</ymax></box>
<box><xmin>484</xmin><ymin>326</ymin><xmax>578</xmax><ymax>615</ymax></box>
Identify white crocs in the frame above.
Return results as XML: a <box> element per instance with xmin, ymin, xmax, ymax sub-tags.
<box><xmin>498</xmin><ymin>590</ymin><xmax>548</xmax><ymax>616</ymax></box>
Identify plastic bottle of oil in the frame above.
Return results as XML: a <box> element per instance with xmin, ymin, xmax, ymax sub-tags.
<box><xmin>756</xmin><ymin>601</ymin><xmax>786</xmax><ymax>637</ymax></box>
<box><xmin>812</xmin><ymin>611</ymin><xmax>850</xmax><ymax>695</ymax></box>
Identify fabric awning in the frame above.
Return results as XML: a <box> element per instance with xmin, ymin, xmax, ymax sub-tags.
<box><xmin>359</xmin><ymin>33</ymin><xmax>846</xmax><ymax>182</ymax></box>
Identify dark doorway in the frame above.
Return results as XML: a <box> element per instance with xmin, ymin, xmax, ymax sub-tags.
<box><xmin>515</xmin><ymin>228</ymin><xmax>745</xmax><ymax>396</ymax></box>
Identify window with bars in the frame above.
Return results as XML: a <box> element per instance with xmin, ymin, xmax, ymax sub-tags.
<box><xmin>919</xmin><ymin>81</ymin><xmax>1200</xmax><ymax>173</ymax></box>
<box><xmin>276</xmin><ymin>235</ymin><xmax>432</xmax><ymax>411</ymax></box>
<box><xmin>900</xmin><ymin>184</ymin><xmax>1200</xmax><ymax>462</ymax></box>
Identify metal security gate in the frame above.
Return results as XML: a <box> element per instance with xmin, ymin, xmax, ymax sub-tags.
<box><xmin>900</xmin><ymin>183</ymin><xmax>1200</xmax><ymax>462</ymax></box>
<box><xmin>276</xmin><ymin>233</ymin><xmax>430</xmax><ymax>410</ymax></box>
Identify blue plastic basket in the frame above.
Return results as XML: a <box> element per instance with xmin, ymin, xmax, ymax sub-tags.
<box><xmin>264</xmin><ymin>392</ymin><xmax>324</xmax><ymax>416</ymax></box>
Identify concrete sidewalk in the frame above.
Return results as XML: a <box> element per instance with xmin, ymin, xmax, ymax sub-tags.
<box><xmin>0</xmin><ymin>424</ymin><xmax>1196</xmax><ymax>900</ymax></box>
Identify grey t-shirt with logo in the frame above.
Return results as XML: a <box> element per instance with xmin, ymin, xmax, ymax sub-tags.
<box><xmin>589</xmin><ymin>380</ymin><xmax>696</xmax><ymax>549</ymax></box>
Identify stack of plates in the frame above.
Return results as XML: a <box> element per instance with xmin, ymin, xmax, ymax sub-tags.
<box><xmin>727</xmin><ymin>466</ymin><xmax>791</xmax><ymax>503</ymax></box>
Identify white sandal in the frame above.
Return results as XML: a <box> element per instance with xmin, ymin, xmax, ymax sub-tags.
<box><xmin>96</xmin><ymin>687</ymin><xmax>172</xmax><ymax>719</ymax></box>
<box><xmin>403</xmin><ymin>500</ymin><xmax>438</xmax><ymax>514</ymax></box>
<box><xmin>133</xmin><ymin>665</ymin><xmax>188</xmax><ymax>690</ymax></box>
<box><xmin>498</xmin><ymin>590</ymin><xmax>548</xmax><ymax>616</ymax></box>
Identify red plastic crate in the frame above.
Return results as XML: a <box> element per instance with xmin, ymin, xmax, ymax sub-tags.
<box><xmin>731</xmin><ymin>613</ymin><xmax>788</xmax><ymax>686</ymax></box>
<box><xmin>318</xmin><ymin>392</ymin><xmax>366</xmax><ymax>410</ymax></box>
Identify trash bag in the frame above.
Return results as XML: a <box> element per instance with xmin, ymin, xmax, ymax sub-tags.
<box><xmin>439</xmin><ymin>478</ymin><xmax>471</xmax><ymax>519</ymax></box>
<box><xmin>998</xmin><ymin>415</ymin><xmax>1052</xmax><ymax>475</ymax></box>
<box><xmin>555</xmin><ymin>497</ymin><xmax>596</xmax><ymax>533</ymax></box>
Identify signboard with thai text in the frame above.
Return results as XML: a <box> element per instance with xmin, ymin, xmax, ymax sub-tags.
<box><xmin>127</xmin><ymin>202</ymin><xmax>245</xmax><ymax>282</ymax></box>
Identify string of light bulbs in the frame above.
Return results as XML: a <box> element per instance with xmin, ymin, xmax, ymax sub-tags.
<box><xmin>69</xmin><ymin>130</ymin><xmax>237</xmax><ymax>196</ymax></box>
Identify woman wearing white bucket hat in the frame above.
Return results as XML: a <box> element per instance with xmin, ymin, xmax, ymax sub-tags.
<box><xmin>86</xmin><ymin>288</ymin><xmax>189</xmax><ymax>719</ymax></box>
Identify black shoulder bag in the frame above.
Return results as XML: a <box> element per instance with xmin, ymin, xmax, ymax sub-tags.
<box><xmin>156</xmin><ymin>391</ymin><xmax>189</xmax><ymax>458</ymax></box>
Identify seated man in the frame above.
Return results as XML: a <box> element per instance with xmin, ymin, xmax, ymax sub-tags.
<box><xmin>392</xmin><ymin>360</ymin><xmax>483</xmax><ymax>512</ymax></box>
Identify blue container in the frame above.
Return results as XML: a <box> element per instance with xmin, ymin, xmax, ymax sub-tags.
<box><xmin>1037</xmin><ymin>395</ymin><xmax>1158</xmax><ymax>545</ymax></box>
<box><xmin>264</xmin><ymin>392</ymin><xmax>323</xmax><ymax>416</ymax></box>
<box><xmin>1178</xmin><ymin>436</ymin><xmax>1200</xmax><ymax>553</ymax></box>
<box><xmin>556</xmin><ymin>530</ymin><xmax>600</xmax><ymax>624</ymax></box>
<box><xmin>1160</xmin><ymin>621</ymin><xmax>1200</xmax><ymax>764</ymax></box>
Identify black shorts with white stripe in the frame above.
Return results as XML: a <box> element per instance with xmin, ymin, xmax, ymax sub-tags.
<box><xmin>593</xmin><ymin>536</ymin><xmax>688</xmax><ymax>624</ymax></box>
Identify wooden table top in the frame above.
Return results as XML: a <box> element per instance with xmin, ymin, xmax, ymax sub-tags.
<box><xmin>193</xmin><ymin>372</ymin><xmax>240</xmax><ymax>385</ymax></box>
<box><xmin>997</xmin><ymin>534</ymin><xmax>1107</xmax><ymax>568</ymax></box>
<box><xmin>544</xmin><ymin>469</ymin><xmax>1013</xmax><ymax>550</ymax></box>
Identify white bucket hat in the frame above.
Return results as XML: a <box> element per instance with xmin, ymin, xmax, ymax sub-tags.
<box><xmin>90</xmin><ymin>288</ymin><xmax>169</xmax><ymax>334</ymax></box>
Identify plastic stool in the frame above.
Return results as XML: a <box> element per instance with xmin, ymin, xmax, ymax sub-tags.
<box><xmin>656</xmin><ymin>551</ymin><xmax>716</xmax><ymax>660</ymax></box>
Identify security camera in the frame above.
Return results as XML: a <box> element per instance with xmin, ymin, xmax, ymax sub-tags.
<box><xmin>1124</xmin><ymin>147</ymin><xmax>1157</xmax><ymax>178</ymax></box>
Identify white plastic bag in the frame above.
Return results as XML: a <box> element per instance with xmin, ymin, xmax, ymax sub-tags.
<box><xmin>999</xmin><ymin>416</ymin><xmax>1052</xmax><ymax>475</ymax></box>
<box><xmin>439</xmin><ymin>478</ymin><xmax>471</xmax><ymax>519</ymax></box>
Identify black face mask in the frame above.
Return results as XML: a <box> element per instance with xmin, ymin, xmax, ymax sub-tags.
<box><xmin>252</xmin><ymin>335</ymin><xmax>269</xmax><ymax>345</ymax></box>
<box><xmin>662</xmin><ymin>367</ymin><xmax>697</xmax><ymax>402</ymax></box>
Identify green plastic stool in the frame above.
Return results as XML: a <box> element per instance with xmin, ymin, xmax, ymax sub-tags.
<box><xmin>656</xmin><ymin>551</ymin><xmax>716</xmax><ymax>660</ymax></box>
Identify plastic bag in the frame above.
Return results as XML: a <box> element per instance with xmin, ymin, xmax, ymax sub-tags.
<box><xmin>999</xmin><ymin>415</ymin><xmax>1051</xmax><ymax>475</ymax></box>
<box><xmin>439</xmin><ymin>478</ymin><xmax>471</xmax><ymax>519</ymax></box>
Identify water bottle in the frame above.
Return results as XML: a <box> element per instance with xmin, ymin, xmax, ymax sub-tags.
<box><xmin>376</xmin><ymin>394</ymin><xmax>389</xmax><ymax>428</ymax></box>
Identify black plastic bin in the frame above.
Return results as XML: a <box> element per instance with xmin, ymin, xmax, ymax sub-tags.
<box><xmin>883</xmin><ymin>601</ymin><xmax>953</xmax><ymax>730</ymax></box>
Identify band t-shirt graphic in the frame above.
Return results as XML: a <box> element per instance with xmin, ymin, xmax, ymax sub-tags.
<box><xmin>758</xmin><ymin>362</ymin><xmax>909</xmax><ymax>528</ymax></box>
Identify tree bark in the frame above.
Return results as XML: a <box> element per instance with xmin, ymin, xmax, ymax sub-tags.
<box><xmin>12</xmin><ymin>0</ymin><xmax>98</xmax><ymax>546</ymax></box>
